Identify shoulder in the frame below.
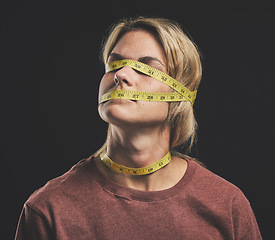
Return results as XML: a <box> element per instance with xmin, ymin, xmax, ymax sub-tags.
<box><xmin>25</xmin><ymin>158</ymin><xmax>96</xmax><ymax>213</ymax></box>
<box><xmin>185</xmin><ymin>159</ymin><xmax>252</xmax><ymax>211</ymax></box>
<box><xmin>188</xmin><ymin>159</ymin><xmax>241</xmax><ymax>195</ymax></box>
<box><xmin>186</xmin><ymin>160</ymin><xmax>262</xmax><ymax>239</ymax></box>
<box><xmin>175</xmin><ymin>153</ymin><xmax>239</xmax><ymax>196</ymax></box>
<box><xmin>189</xmin><ymin>159</ymin><xmax>254</xmax><ymax>223</ymax></box>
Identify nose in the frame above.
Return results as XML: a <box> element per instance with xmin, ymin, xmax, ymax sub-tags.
<box><xmin>113</xmin><ymin>66</ymin><xmax>135</xmax><ymax>87</ymax></box>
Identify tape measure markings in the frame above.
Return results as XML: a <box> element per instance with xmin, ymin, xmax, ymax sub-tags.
<box><xmin>100</xmin><ymin>90</ymin><xmax>189</xmax><ymax>104</ymax></box>
<box><xmin>104</xmin><ymin>59</ymin><xmax>197</xmax><ymax>105</ymax></box>
<box><xmin>100</xmin><ymin>149</ymin><xmax>172</xmax><ymax>175</ymax></box>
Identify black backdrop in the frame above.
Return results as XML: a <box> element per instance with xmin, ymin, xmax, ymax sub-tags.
<box><xmin>2</xmin><ymin>0</ymin><xmax>274</xmax><ymax>239</ymax></box>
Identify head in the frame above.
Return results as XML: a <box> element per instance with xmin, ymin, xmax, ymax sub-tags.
<box><xmin>98</xmin><ymin>16</ymin><xmax>202</xmax><ymax>154</ymax></box>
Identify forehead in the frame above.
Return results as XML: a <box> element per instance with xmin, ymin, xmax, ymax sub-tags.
<box><xmin>111</xmin><ymin>30</ymin><xmax>166</xmax><ymax>63</ymax></box>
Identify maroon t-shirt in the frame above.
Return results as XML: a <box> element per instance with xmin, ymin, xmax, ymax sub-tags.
<box><xmin>15</xmin><ymin>157</ymin><xmax>262</xmax><ymax>239</ymax></box>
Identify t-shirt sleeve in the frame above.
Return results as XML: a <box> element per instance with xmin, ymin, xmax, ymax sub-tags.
<box><xmin>15</xmin><ymin>203</ymin><xmax>54</xmax><ymax>240</ymax></box>
<box><xmin>232</xmin><ymin>189</ymin><xmax>262</xmax><ymax>240</ymax></box>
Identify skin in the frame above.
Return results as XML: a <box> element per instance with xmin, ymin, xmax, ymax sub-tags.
<box><xmin>96</xmin><ymin>30</ymin><xmax>187</xmax><ymax>191</ymax></box>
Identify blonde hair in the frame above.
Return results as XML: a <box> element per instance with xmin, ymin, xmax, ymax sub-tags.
<box><xmin>96</xmin><ymin>16</ymin><xmax>202</xmax><ymax>157</ymax></box>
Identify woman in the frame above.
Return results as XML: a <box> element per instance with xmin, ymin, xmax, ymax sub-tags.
<box><xmin>15</xmin><ymin>17</ymin><xmax>262</xmax><ymax>239</ymax></box>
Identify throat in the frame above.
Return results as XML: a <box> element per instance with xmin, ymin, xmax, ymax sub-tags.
<box><xmin>107</xmin><ymin>124</ymin><xmax>171</xmax><ymax>167</ymax></box>
<box><xmin>95</xmin><ymin>123</ymin><xmax>183</xmax><ymax>191</ymax></box>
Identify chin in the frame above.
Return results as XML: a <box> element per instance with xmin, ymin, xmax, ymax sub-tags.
<box><xmin>98</xmin><ymin>101</ymin><xmax>136</xmax><ymax>124</ymax></box>
<box><xmin>98</xmin><ymin>100</ymin><xmax>169</xmax><ymax>127</ymax></box>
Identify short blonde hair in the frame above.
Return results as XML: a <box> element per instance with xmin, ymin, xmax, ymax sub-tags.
<box><xmin>99</xmin><ymin>16</ymin><xmax>202</xmax><ymax>155</ymax></box>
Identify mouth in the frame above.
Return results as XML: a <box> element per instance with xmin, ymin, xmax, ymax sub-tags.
<box><xmin>106</xmin><ymin>98</ymin><xmax>137</xmax><ymax>104</ymax></box>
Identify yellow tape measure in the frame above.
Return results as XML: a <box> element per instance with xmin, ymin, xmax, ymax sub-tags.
<box><xmin>100</xmin><ymin>149</ymin><xmax>171</xmax><ymax>175</ymax></box>
<box><xmin>99</xmin><ymin>59</ymin><xmax>197</xmax><ymax>105</ymax></box>
<box><xmin>100</xmin><ymin>90</ymin><xmax>185</xmax><ymax>103</ymax></box>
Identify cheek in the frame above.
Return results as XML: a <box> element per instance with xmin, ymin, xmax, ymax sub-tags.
<box><xmin>140</xmin><ymin>102</ymin><xmax>170</xmax><ymax>120</ymax></box>
<box><xmin>146</xmin><ymin>79</ymin><xmax>171</xmax><ymax>93</ymax></box>
<box><xmin>98</xmin><ymin>74</ymin><xmax>113</xmax><ymax>100</ymax></box>
<box><xmin>98</xmin><ymin>81</ymin><xmax>105</xmax><ymax>102</ymax></box>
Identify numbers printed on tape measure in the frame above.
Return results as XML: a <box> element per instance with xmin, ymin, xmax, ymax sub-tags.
<box><xmin>100</xmin><ymin>149</ymin><xmax>172</xmax><ymax>175</ymax></box>
<box><xmin>101</xmin><ymin>59</ymin><xmax>197</xmax><ymax>105</ymax></box>
<box><xmin>99</xmin><ymin>90</ymin><xmax>188</xmax><ymax>104</ymax></box>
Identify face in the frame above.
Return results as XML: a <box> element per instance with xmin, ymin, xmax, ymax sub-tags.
<box><xmin>98</xmin><ymin>30</ymin><xmax>171</xmax><ymax>129</ymax></box>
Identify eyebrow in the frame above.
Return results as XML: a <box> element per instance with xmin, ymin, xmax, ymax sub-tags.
<box><xmin>108</xmin><ymin>53</ymin><xmax>165</xmax><ymax>67</ymax></box>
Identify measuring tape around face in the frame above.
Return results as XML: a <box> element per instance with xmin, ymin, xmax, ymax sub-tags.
<box><xmin>100</xmin><ymin>90</ymin><xmax>186</xmax><ymax>103</ymax></box>
<box><xmin>99</xmin><ymin>59</ymin><xmax>197</xmax><ymax>105</ymax></box>
<box><xmin>100</xmin><ymin>149</ymin><xmax>171</xmax><ymax>175</ymax></box>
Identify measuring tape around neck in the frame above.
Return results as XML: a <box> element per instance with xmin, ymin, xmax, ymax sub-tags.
<box><xmin>100</xmin><ymin>149</ymin><xmax>171</xmax><ymax>175</ymax></box>
<box><xmin>99</xmin><ymin>59</ymin><xmax>197</xmax><ymax>105</ymax></box>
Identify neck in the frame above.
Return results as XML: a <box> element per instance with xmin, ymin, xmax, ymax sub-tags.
<box><xmin>95</xmin><ymin>124</ymin><xmax>188</xmax><ymax>191</ymax></box>
<box><xmin>108</xmin><ymin>124</ymin><xmax>170</xmax><ymax>168</ymax></box>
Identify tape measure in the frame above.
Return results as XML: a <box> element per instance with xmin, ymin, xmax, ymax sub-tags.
<box><xmin>100</xmin><ymin>149</ymin><xmax>171</xmax><ymax>175</ymax></box>
<box><xmin>100</xmin><ymin>90</ymin><xmax>186</xmax><ymax>103</ymax></box>
<box><xmin>99</xmin><ymin>59</ymin><xmax>197</xmax><ymax>105</ymax></box>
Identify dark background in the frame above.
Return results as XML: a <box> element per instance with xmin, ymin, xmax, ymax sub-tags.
<box><xmin>1</xmin><ymin>0</ymin><xmax>274</xmax><ymax>239</ymax></box>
